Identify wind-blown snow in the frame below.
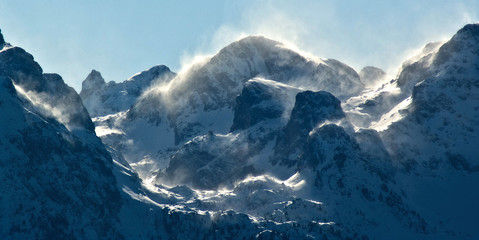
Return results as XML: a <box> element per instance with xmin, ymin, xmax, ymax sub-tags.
<box><xmin>3</xmin><ymin>24</ymin><xmax>479</xmax><ymax>239</ymax></box>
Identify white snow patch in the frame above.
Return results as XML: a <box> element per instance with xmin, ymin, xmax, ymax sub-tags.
<box><xmin>95</xmin><ymin>126</ymin><xmax>124</xmax><ymax>137</ymax></box>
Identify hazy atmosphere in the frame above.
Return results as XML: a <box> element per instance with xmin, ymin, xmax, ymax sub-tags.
<box><xmin>1</xmin><ymin>0</ymin><xmax>477</xmax><ymax>91</ymax></box>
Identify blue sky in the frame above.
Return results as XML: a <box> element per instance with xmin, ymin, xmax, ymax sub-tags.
<box><xmin>0</xmin><ymin>0</ymin><xmax>478</xmax><ymax>91</ymax></box>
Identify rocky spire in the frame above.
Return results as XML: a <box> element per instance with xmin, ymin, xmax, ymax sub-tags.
<box><xmin>79</xmin><ymin>69</ymin><xmax>106</xmax><ymax>97</ymax></box>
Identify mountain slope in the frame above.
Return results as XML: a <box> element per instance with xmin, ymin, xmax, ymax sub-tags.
<box><xmin>377</xmin><ymin>24</ymin><xmax>479</xmax><ymax>238</ymax></box>
<box><xmin>344</xmin><ymin>41</ymin><xmax>444</xmax><ymax>128</ymax></box>
<box><xmin>0</xmin><ymin>35</ymin><xmax>123</xmax><ymax>239</ymax></box>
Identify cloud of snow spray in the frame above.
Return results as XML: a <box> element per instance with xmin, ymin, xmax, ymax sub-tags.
<box><xmin>14</xmin><ymin>83</ymin><xmax>74</xmax><ymax>129</ymax></box>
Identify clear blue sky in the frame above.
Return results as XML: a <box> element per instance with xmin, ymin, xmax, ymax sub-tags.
<box><xmin>1</xmin><ymin>0</ymin><xmax>478</xmax><ymax>91</ymax></box>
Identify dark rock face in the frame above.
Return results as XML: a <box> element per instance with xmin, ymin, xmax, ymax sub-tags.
<box><xmin>230</xmin><ymin>81</ymin><xmax>286</xmax><ymax>131</ymax></box>
<box><xmin>160</xmin><ymin>80</ymin><xmax>300</xmax><ymax>189</ymax></box>
<box><xmin>273</xmin><ymin>90</ymin><xmax>345</xmax><ymax>167</ymax></box>
<box><xmin>162</xmin><ymin>132</ymin><xmax>218</xmax><ymax>186</ymax></box>
<box><xmin>301</xmin><ymin>124</ymin><xmax>359</xmax><ymax>169</ymax></box>
<box><xmin>286</xmin><ymin>91</ymin><xmax>345</xmax><ymax>134</ymax></box>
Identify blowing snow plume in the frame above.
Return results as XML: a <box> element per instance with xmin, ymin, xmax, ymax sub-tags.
<box><xmin>0</xmin><ymin>42</ymin><xmax>94</xmax><ymax>131</ymax></box>
<box><xmin>134</xmin><ymin>35</ymin><xmax>364</xmax><ymax>122</ymax></box>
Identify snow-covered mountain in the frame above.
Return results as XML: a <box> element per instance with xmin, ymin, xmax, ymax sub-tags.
<box><xmin>88</xmin><ymin>36</ymin><xmax>365</xmax><ymax>180</ymax></box>
<box><xmin>91</xmin><ymin>24</ymin><xmax>478</xmax><ymax>239</ymax></box>
<box><xmin>2</xmin><ymin>23</ymin><xmax>479</xmax><ymax>239</ymax></box>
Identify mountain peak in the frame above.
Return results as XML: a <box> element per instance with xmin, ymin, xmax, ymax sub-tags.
<box><xmin>456</xmin><ymin>23</ymin><xmax>479</xmax><ymax>39</ymax></box>
<box><xmin>80</xmin><ymin>69</ymin><xmax>106</xmax><ymax>96</ymax></box>
<box><xmin>222</xmin><ymin>35</ymin><xmax>294</xmax><ymax>57</ymax></box>
<box><xmin>359</xmin><ymin>66</ymin><xmax>386</xmax><ymax>87</ymax></box>
<box><xmin>145</xmin><ymin>64</ymin><xmax>171</xmax><ymax>74</ymax></box>
<box><xmin>214</xmin><ymin>35</ymin><xmax>284</xmax><ymax>59</ymax></box>
<box><xmin>86</xmin><ymin>69</ymin><xmax>104</xmax><ymax>82</ymax></box>
<box><xmin>0</xmin><ymin>29</ymin><xmax>5</xmax><ymax>46</ymax></box>
<box><xmin>432</xmin><ymin>23</ymin><xmax>479</xmax><ymax>67</ymax></box>
<box><xmin>237</xmin><ymin>35</ymin><xmax>280</xmax><ymax>45</ymax></box>
<box><xmin>127</xmin><ymin>64</ymin><xmax>173</xmax><ymax>83</ymax></box>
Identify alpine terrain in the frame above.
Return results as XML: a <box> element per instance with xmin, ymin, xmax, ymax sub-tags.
<box><xmin>1</xmin><ymin>23</ymin><xmax>478</xmax><ymax>239</ymax></box>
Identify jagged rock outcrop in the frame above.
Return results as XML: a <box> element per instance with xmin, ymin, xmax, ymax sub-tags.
<box><xmin>80</xmin><ymin>70</ymin><xmax>106</xmax><ymax>98</ymax></box>
<box><xmin>230</xmin><ymin>79</ymin><xmax>296</xmax><ymax>131</ymax></box>
<box><xmin>273</xmin><ymin>90</ymin><xmax>346</xmax><ymax>167</ymax></box>
<box><xmin>0</xmin><ymin>29</ymin><xmax>5</xmax><ymax>48</ymax></box>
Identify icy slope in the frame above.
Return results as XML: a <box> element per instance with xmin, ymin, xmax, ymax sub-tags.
<box><xmin>0</xmin><ymin>35</ymin><xmax>122</xmax><ymax>239</ymax></box>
